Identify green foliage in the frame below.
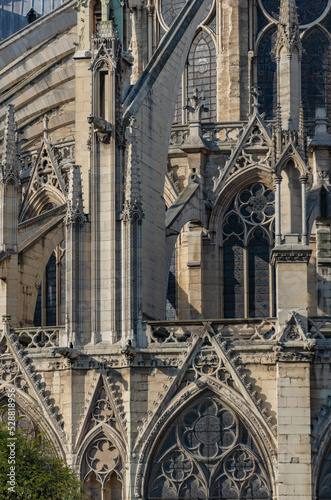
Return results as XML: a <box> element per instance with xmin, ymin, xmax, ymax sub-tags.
<box><xmin>0</xmin><ymin>420</ymin><xmax>83</xmax><ymax>500</ymax></box>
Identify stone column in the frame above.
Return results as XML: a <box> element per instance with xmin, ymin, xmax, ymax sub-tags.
<box><xmin>276</xmin><ymin>356</ymin><xmax>312</xmax><ymax>499</ymax></box>
<box><xmin>272</xmin><ymin>246</ymin><xmax>312</xmax><ymax>330</ymax></box>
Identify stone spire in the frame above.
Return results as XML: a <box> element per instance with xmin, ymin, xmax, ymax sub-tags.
<box><xmin>1</xmin><ymin>105</ymin><xmax>18</xmax><ymax>182</ymax></box>
<box><xmin>122</xmin><ymin>118</ymin><xmax>144</xmax><ymax>221</ymax></box>
<box><xmin>66</xmin><ymin>165</ymin><xmax>85</xmax><ymax>224</ymax></box>
<box><xmin>276</xmin><ymin>0</ymin><xmax>300</xmax><ymax>53</ymax></box>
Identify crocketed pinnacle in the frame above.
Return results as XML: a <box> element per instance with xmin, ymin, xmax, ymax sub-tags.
<box><xmin>2</xmin><ymin>105</ymin><xmax>17</xmax><ymax>172</ymax></box>
<box><xmin>122</xmin><ymin>117</ymin><xmax>144</xmax><ymax>221</ymax></box>
<box><xmin>66</xmin><ymin>165</ymin><xmax>85</xmax><ymax>224</ymax></box>
<box><xmin>276</xmin><ymin>0</ymin><xmax>300</xmax><ymax>53</ymax></box>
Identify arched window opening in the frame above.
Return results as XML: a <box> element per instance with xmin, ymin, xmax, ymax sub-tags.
<box><xmin>34</xmin><ymin>241</ymin><xmax>66</xmax><ymax>327</ymax></box>
<box><xmin>248</xmin><ymin>228</ymin><xmax>270</xmax><ymax>318</ymax></box>
<box><xmin>172</xmin><ymin>30</ymin><xmax>216</xmax><ymax>124</ymax></box>
<box><xmin>146</xmin><ymin>393</ymin><xmax>272</xmax><ymax>499</ymax></box>
<box><xmin>222</xmin><ymin>183</ymin><xmax>275</xmax><ymax>319</ymax></box>
<box><xmin>317</xmin><ymin>440</ymin><xmax>331</xmax><ymax>499</ymax></box>
<box><xmin>187</xmin><ymin>30</ymin><xmax>216</xmax><ymax>122</ymax></box>
<box><xmin>160</xmin><ymin>0</ymin><xmax>188</xmax><ymax>29</ymax></box>
<box><xmin>0</xmin><ymin>401</ymin><xmax>39</xmax><ymax>438</ymax></box>
<box><xmin>257</xmin><ymin>27</ymin><xmax>277</xmax><ymax>119</ymax></box>
<box><xmin>82</xmin><ymin>436</ymin><xmax>123</xmax><ymax>500</ymax></box>
<box><xmin>166</xmin><ymin>250</ymin><xmax>177</xmax><ymax>320</ymax></box>
<box><xmin>302</xmin><ymin>28</ymin><xmax>331</xmax><ymax>121</ymax></box>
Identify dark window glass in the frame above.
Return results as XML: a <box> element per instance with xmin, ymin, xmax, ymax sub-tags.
<box><xmin>166</xmin><ymin>252</ymin><xmax>176</xmax><ymax>320</ymax></box>
<box><xmin>257</xmin><ymin>27</ymin><xmax>277</xmax><ymax>118</ymax></box>
<box><xmin>160</xmin><ymin>0</ymin><xmax>187</xmax><ymax>28</ymax></box>
<box><xmin>261</xmin><ymin>0</ymin><xmax>328</xmax><ymax>25</ymax></box>
<box><xmin>302</xmin><ymin>28</ymin><xmax>331</xmax><ymax>120</ymax></box>
<box><xmin>187</xmin><ymin>30</ymin><xmax>217</xmax><ymax>122</ymax></box>
<box><xmin>34</xmin><ymin>284</ymin><xmax>42</xmax><ymax>327</ymax></box>
<box><xmin>248</xmin><ymin>228</ymin><xmax>270</xmax><ymax>318</ymax></box>
<box><xmin>60</xmin><ymin>252</ymin><xmax>66</xmax><ymax>326</ymax></box>
<box><xmin>223</xmin><ymin>235</ymin><xmax>245</xmax><ymax>319</ymax></box>
<box><xmin>46</xmin><ymin>252</ymin><xmax>57</xmax><ymax>326</ymax></box>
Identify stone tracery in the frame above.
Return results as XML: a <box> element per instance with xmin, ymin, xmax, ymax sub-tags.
<box><xmin>146</xmin><ymin>394</ymin><xmax>271</xmax><ymax>499</ymax></box>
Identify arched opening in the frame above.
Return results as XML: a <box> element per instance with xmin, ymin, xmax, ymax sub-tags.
<box><xmin>34</xmin><ymin>241</ymin><xmax>66</xmax><ymax>327</ymax></box>
<box><xmin>172</xmin><ymin>29</ymin><xmax>216</xmax><ymax>124</ymax></box>
<box><xmin>221</xmin><ymin>183</ymin><xmax>275</xmax><ymax>319</ymax></box>
<box><xmin>81</xmin><ymin>435</ymin><xmax>123</xmax><ymax>500</ymax></box>
<box><xmin>302</xmin><ymin>27</ymin><xmax>331</xmax><ymax>121</ymax></box>
<box><xmin>166</xmin><ymin>249</ymin><xmax>177</xmax><ymax>320</ymax></box>
<box><xmin>145</xmin><ymin>392</ymin><xmax>272</xmax><ymax>499</ymax></box>
<box><xmin>257</xmin><ymin>26</ymin><xmax>277</xmax><ymax>119</ymax></box>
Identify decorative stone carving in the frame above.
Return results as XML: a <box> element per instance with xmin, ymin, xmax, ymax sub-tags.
<box><xmin>82</xmin><ymin>435</ymin><xmax>123</xmax><ymax>496</ymax></box>
<box><xmin>147</xmin><ymin>394</ymin><xmax>271</xmax><ymax>499</ymax></box>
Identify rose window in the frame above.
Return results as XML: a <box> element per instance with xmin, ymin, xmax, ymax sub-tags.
<box><xmin>238</xmin><ymin>183</ymin><xmax>275</xmax><ymax>224</ymax></box>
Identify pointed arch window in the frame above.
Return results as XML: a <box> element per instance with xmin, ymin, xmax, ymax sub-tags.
<box><xmin>222</xmin><ymin>183</ymin><xmax>275</xmax><ymax>319</ymax></box>
<box><xmin>302</xmin><ymin>28</ymin><xmax>331</xmax><ymax>120</ymax></box>
<box><xmin>173</xmin><ymin>29</ymin><xmax>217</xmax><ymax>124</ymax></box>
<box><xmin>82</xmin><ymin>435</ymin><xmax>123</xmax><ymax>500</ymax></box>
<box><xmin>257</xmin><ymin>27</ymin><xmax>277</xmax><ymax>119</ymax></box>
<box><xmin>146</xmin><ymin>393</ymin><xmax>272</xmax><ymax>499</ymax></box>
<box><xmin>34</xmin><ymin>241</ymin><xmax>66</xmax><ymax>327</ymax></box>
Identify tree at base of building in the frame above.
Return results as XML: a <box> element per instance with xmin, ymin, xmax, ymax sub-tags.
<box><xmin>0</xmin><ymin>419</ymin><xmax>83</xmax><ymax>500</ymax></box>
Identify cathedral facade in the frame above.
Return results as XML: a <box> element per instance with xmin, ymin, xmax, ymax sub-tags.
<box><xmin>0</xmin><ymin>0</ymin><xmax>331</xmax><ymax>498</ymax></box>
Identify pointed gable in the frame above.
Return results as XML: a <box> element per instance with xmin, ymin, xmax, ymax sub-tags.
<box><xmin>19</xmin><ymin>138</ymin><xmax>67</xmax><ymax>222</ymax></box>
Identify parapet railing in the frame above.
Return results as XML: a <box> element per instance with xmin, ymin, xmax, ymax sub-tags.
<box><xmin>146</xmin><ymin>318</ymin><xmax>278</xmax><ymax>345</ymax></box>
<box><xmin>13</xmin><ymin>326</ymin><xmax>66</xmax><ymax>349</ymax></box>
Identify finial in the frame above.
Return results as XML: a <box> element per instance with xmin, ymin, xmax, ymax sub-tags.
<box><xmin>185</xmin><ymin>88</ymin><xmax>209</xmax><ymax>123</ymax></box>
<box><xmin>251</xmin><ymin>86</ymin><xmax>261</xmax><ymax>113</ymax></box>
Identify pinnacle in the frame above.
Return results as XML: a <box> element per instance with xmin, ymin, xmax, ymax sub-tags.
<box><xmin>2</xmin><ymin>105</ymin><xmax>17</xmax><ymax>170</ymax></box>
<box><xmin>279</xmin><ymin>0</ymin><xmax>299</xmax><ymax>30</ymax></box>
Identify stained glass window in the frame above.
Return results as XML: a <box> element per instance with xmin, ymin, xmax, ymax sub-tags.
<box><xmin>166</xmin><ymin>251</ymin><xmax>176</xmax><ymax>320</ymax></box>
<box><xmin>33</xmin><ymin>243</ymin><xmax>66</xmax><ymax>327</ymax></box>
<box><xmin>302</xmin><ymin>28</ymin><xmax>331</xmax><ymax>120</ymax></box>
<box><xmin>173</xmin><ymin>77</ymin><xmax>182</xmax><ymax>125</ymax></box>
<box><xmin>223</xmin><ymin>234</ymin><xmax>245</xmax><ymax>319</ymax></box>
<box><xmin>222</xmin><ymin>184</ymin><xmax>275</xmax><ymax>319</ymax></box>
<box><xmin>147</xmin><ymin>394</ymin><xmax>271</xmax><ymax>499</ymax></box>
<box><xmin>257</xmin><ymin>27</ymin><xmax>277</xmax><ymax>118</ymax></box>
<box><xmin>248</xmin><ymin>228</ymin><xmax>270</xmax><ymax>318</ymax></box>
<box><xmin>261</xmin><ymin>0</ymin><xmax>328</xmax><ymax>25</ymax></box>
<box><xmin>160</xmin><ymin>0</ymin><xmax>187</xmax><ymax>28</ymax></box>
<box><xmin>317</xmin><ymin>442</ymin><xmax>331</xmax><ymax>499</ymax></box>
<box><xmin>187</xmin><ymin>30</ymin><xmax>217</xmax><ymax>122</ymax></box>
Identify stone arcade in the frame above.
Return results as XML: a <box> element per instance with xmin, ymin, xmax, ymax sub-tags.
<box><xmin>0</xmin><ymin>0</ymin><xmax>331</xmax><ymax>498</ymax></box>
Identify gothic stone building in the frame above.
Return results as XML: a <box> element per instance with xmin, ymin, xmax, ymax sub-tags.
<box><xmin>0</xmin><ymin>0</ymin><xmax>331</xmax><ymax>498</ymax></box>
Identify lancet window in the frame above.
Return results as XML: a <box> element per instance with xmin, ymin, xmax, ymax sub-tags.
<box><xmin>34</xmin><ymin>241</ymin><xmax>66</xmax><ymax>327</ymax></box>
<box><xmin>256</xmin><ymin>27</ymin><xmax>277</xmax><ymax>119</ymax></box>
<box><xmin>146</xmin><ymin>393</ymin><xmax>272</xmax><ymax>499</ymax></box>
<box><xmin>166</xmin><ymin>251</ymin><xmax>176</xmax><ymax>320</ymax></box>
<box><xmin>173</xmin><ymin>29</ymin><xmax>216</xmax><ymax>124</ymax></box>
<box><xmin>82</xmin><ymin>435</ymin><xmax>123</xmax><ymax>500</ymax></box>
<box><xmin>221</xmin><ymin>183</ymin><xmax>275</xmax><ymax>319</ymax></box>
